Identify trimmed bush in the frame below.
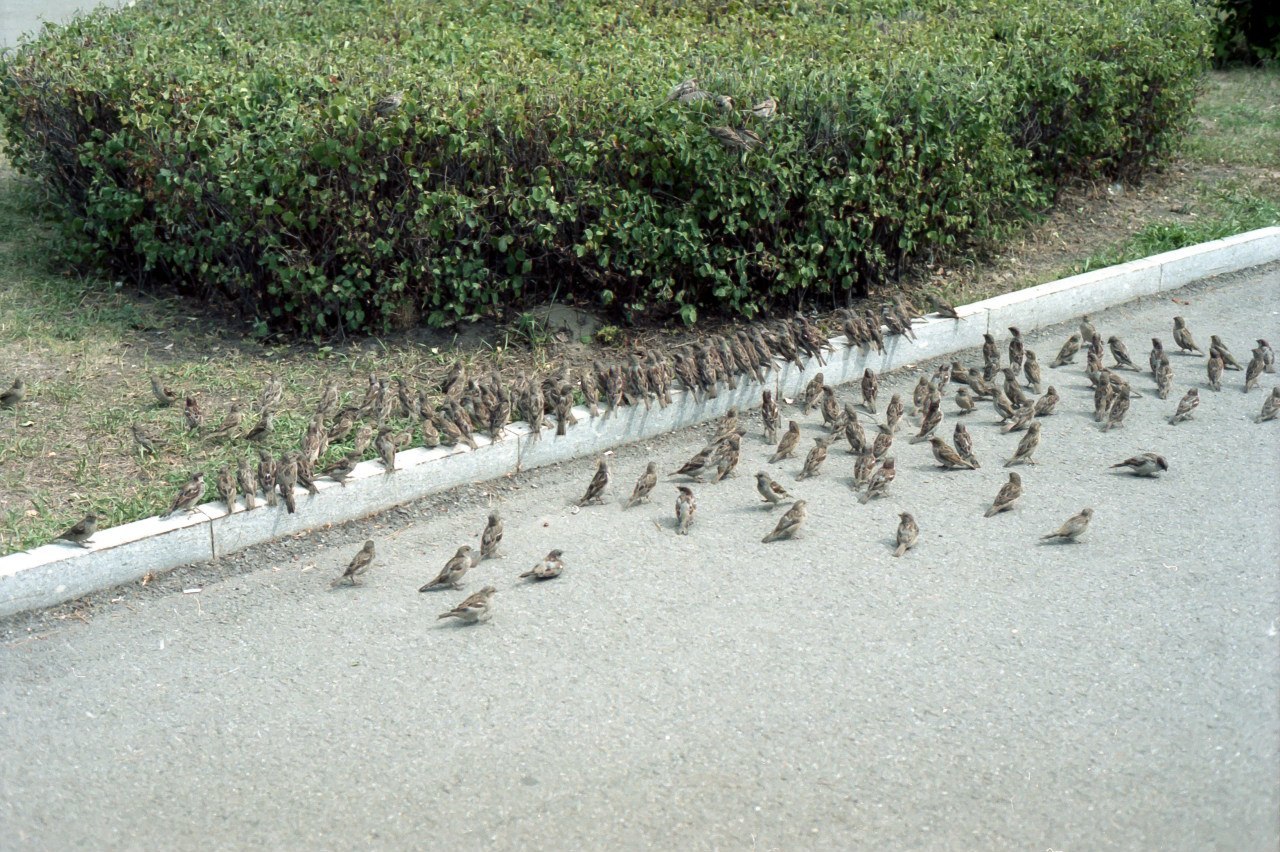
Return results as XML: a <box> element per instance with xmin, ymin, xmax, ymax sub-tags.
<box><xmin>0</xmin><ymin>0</ymin><xmax>1211</xmax><ymax>335</ymax></box>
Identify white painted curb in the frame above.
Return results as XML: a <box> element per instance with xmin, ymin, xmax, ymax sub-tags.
<box><xmin>3</xmin><ymin>226</ymin><xmax>1277</xmax><ymax>617</ymax></box>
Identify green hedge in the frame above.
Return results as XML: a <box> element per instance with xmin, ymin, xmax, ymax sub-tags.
<box><xmin>0</xmin><ymin>0</ymin><xmax>1211</xmax><ymax>335</ymax></box>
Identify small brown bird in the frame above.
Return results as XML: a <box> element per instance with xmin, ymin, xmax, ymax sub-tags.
<box><xmin>1150</xmin><ymin>338</ymin><xmax>1170</xmax><ymax>375</ymax></box>
<box><xmin>858</xmin><ymin>458</ymin><xmax>896</xmax><ymax>504</ymax></box>
<box><xmin>1257</xmin><ymin>339</ymin><xmax>1275</xmax><ymax>373</ymax></box>
<box><xmin>237</xmin><ymin>458</ymin><xmax>258</xmax><ymax>509</ymax></box>
<box><xmin>480</xmin><ymin>513</ymin><xmax>503</xmax><ymax>559</ymax></box>
<box><xmin>1257</xmin><ymin>387</ymin><xmax>1280</xmax><ymax>422</ymax></box>
<box><xmin>1050</xmin><ymin>333</ymin><xmax>1081</xmax><ymax>368</ymax></box>
<box><xmin>1244</xmin><ymin>349</ymin><xmax>1264</xmax><ymax>393</ymax></box>
<box><xmin>984</xmin><ymin>472</ymin><xmax>1023</xmax><ymax>517</ymax></box>
<box><xmin>331</xmin><ymin>540</ymin><xmax>376</xmax><ymax>586</ymax></box>
<box><xmin>1008</xmin><ymin>327</ymin><xmax>1026</xmax><ymax>374</ymax></box>
<box><xmin>148</xmin><ymin>376</ymin><xmax>176</xmax><ymax>408</ymax></box>
<box><xmin>1111</xmin><ymin>453</ymin><xmax>1168</xmax><ymax>477</ymax></box>
<box><xmin>992</xmin><ymin>388</ymin><xmax>1016</xmax><ymax>423</ymax></box>
<box><xmin>1206</xmin><ymin>352</ymin><xmax>1224</xmax><ymax>391</ymax></box>
<box><xmin>208</xmin><ymin>403</ymin><xmax>245</xmax><ymax>440</ymax></box>
<box><xmin>955</xmin><ymin>387</ymin><xmax>976</xmax><ymax>415</ymax></box>
<box><xmin>800</xmin><ymin>372</ymin><xmax>825</xmax><ymax>413</ymax></box>
<box><xmin>755</xmin><ymin>471</ymin><xmax>790</xmax><ymax>507</ymax></box>
<box><xmin>929</xmin><ymin>436</ymin><xmax>976</xmax><ymax>470</ymax></box>
<box><xmin>870</xmin><ymin>424</ymin><xmax>893</xmax><ymax>460</ymax></box>
<box><xmin>420</xmin><ymin>546</ymin><xmax>475</xmax><ymax>591</ymax></box>
<box><xmin>1041</xmin><ymin>508</ymin><xmax>1093</xmax><ymax>543</ymax></box>
<box><xmin>626</xmin><ymin>462</ymin><xmax>659</xmax><ymax>508</ymax></box>
<box><xmin>1024</xmin><ymin>350</ymin><xmax>1043</xmax><ymax>393</ymax></box>
<box><xmin>519</xmin><ymin>550</ymin><xmax>564</xmax><ymax>581</ymax></box>
<box><xmin>373</xmin><ymin>91</ymin><xmax>404</xmax><ymax>116</ymax></box>
<box><xmin>709</xmin><ymin>433</ymin><xmax>742</xmax><ymax>483</ymax></box>
<box><xmin>132</xmin><ymin>423</ymin><xmax>159</xmax><ymax>457</ymax></box>
<box><xmin>749</xmin><ymin>96</ymin><xmax>778</xmax><ymax>119</ymax></box>
<box><xmin>1102</xmin><ymin>387</ymin><xmax>1130</xmax><ymax>431</ymax></box>
<box><xmin>316</xmin><ymin>381</ymin><xmax>341</xmax><ymax>419</ymax></box>
<box><xmin>1169</xmin><ymin>388</ymin><xmax>1200</xmax><ymax>424</ymax></box>
<box><xmin>165</xmin><ymin>472</ymin><xmax>206</xmax><ymax>518</ymax></box>
<box><xmin>1032</xmin><ymin>386</ymin><xmax>1060</xmax><ymax>418</ymax></box>
<box><xmin>761</xmin><ymin>389</ymin><xmax>781</xmax><ymax>443</ymax></box>
<box><xmin>1005</xmin><ymin>421</ymin><xmax>1041</xmax><ymax>467</ymax></box>
<box><xmin>1001</xmin><ymin>405</ymin><xmax>1035</xmax><ymax>434</ymax></box>
<box><xmin>795</xmin><ymin>436</ymin><xmax>832</xmax><ymax>480</ymax></box>
<box><xmin>821</xmin><ymin>386</ymin><xmax>843</xmax><ymax>430</ymax></box>
<box><xmin>258</xmin><ymin>451</ymin><xmax>278</xmax><ymax>508</ymax></box>
<box><xmin>1078</xmin><ymin>315</ymin><xmax>1097</xmax><ymax>347</ymax></box>
<box><xmin>668</xmin><ymin>78</ymin><xmax>702</xmax><ymax>102</ymax></box>
<box><xmin>844</xmin><ymin>407</ymin><xmax>868</xmax><ymax>455</ymax></box>
<box><xmin>183</xmin><ymin>396</ymin><xmax>204</xmax><ymax>433</ymax></box>
<box><xmin>953</xmin><ymin>423</ymin><xmax>979</xmax><ymax>468</ymax></box>
<box><xmin>885</xmin><ymin>393</ymin><xmax>905</xmax><ymax>433</ymax></box>
<box><xmin>1156</xmin><ymin>362</ymin><xmax>1174</xmax><ymax>400</ymax></box>
<box><xmin>243</xmin><ymin>409</ymin><xmax>274</xmax><ymax>441</ymax></box>
<box><xmin>762</xmin><ymin>500</ymin><xmax>806</xmax><ymax>542</ymax></box>
<box><xmin>437</xmin><ymin>586</ymin><xmax>496</xmax><ymax>624</ymax></box>
<box><xmin>909</xmin><ymin>401</ymin><xmax>942</xmax><ymax>444</ymax></box>
<box><xmin>675</xmin><ymin>485</ymin><xmax>696</xmax><ymax>535</ymax></box>
<box><xmin>375</xmin><ymin>427</ymin><xmax>397</xmax><ymax>474</ymax></box>
<box><xmin>578</xmin><ymin>457</ymin><xmax>610</xmax><ymax>505</ymax></box>
<box><xmin>861</xmin><ymin>368</ymin><xmax>879</xmax><ymax>413</ymax></box>
<box><xmin>259</xmin><ymin>374</ymin><xmax>284</xmax><ymax>413</ymax></box>
<box><xmin>321</xmin><ymin>452</ymin><xmax>361</xmax><ymax>485</ymax></box>
<box><xmin>216</xmin><ymin>465</ymin><xmax>238</xmax><ymax>512</ymax></box>
<box><xmin>893</xmin><ymin>512</ymin><xmax>918</xmax><ymax>558</ymax></box>
<box><xmin>55</xmin><ymin>513</ymin><xmax>98</xmax><ymax>548</ymax></box>
<box><xmin>770</xmin><ymin>420</ymin><xmax>801</xmax><ymax>463</ymax></box>
<box><xmin>709</xmin><ymin>125</ymin><xmax>761</xmax><ymax>152</ymax></box>
<box><xmin>1172</xmin><ymin>316</ymin><xmax>1202</xmax><ymax>355</ymax></box>
<box><xmin>1108</xmin><ymin>336</ymin><xmax>1140</xmax><ymax>371</ymax></box>
<box><xmin>276</xmin><ymin>454</ymin><xmax>299</xmax><ymax>514</ymax></box>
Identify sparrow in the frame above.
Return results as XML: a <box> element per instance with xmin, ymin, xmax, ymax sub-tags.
<box><xmin>982</xmin><ymin>333</ymin><xmax>1000</xmax><ymax>371</ymax></box>
<box><xmin>331</xmin><ymin>540</ymin><xmax>376</xmax><ymax>586</ymax></box>
<box><xmin>861</xmin><ymin>368</ymin><xmax>878</xmax><ymax>414</ymax></box>
<box><xmin>520</xmin><ymin>550</ymin><xmax>565</xmax><ymax>581</ymax></box>
<box><xmin>709</xmin><ymin>433</ymin><xmax>742</xmax><ymax>483</ymax></box>
<box><xmin>578</xmin><ymin>457</ymin><xmax>610</xmax><ymax>505</ymax></box>
<box><xmin>749</xmin><ymin>96</ymin><xmax>778</xmax><ymax>119</ymax></box>
<box><xmin>1050</xmin><ymin>333</ymin><xmax>1081</xmax><ymax>367</ymax></box>
<box><xmin>1244</xmin><ymin>349</ymin><xmax>1264</xmax><ymax>393</ymax></box>
<box><xmin>183</xmin><ymin>396</ymin><xmax>204</xmax><ymax>433</ymax></box>
<box><xmin>1107</xmin><ymin>336</ymin><xmax>1140</xmax><ymax>371</ymax></box>
<box><xmin>1206</xmin><ymin>351</ymin><xmax>1224</xmax><ymax>391</ymax></box>
<box><xmin>795</xmin><ymin>436</ymin><xmax>832</xmax><ymax>480</ymax></box>
<box><xmin>932</xmin><ymin>298</ymin><xmax>960</xmax><ymax>319</ymax></box>
<box><xmin>475</xmin><ymin>512</ymin><xmax>504</xmax><ymax>560</ymax></box>
<box><xmin>955</xmin><ymin>387</ymin><xmax>976</xmax><ymax>415</ymax></box>
<box><xmin>375</xmin><ymin>427</ymin><xmax>396</xmax><ymax>474</ymax></box>
<box><xmin>839</xmin><ymin>405</ymin><xmax>865</xmax><ymax>455</ymax></box>
<box><xmin>165</xmin><ymin>471</ymin><xmax>206</xmax><ymax>517</ymax></box>
<box><xmin>885</xmin><ymin>393</ymin><xmax>904</xmax><ymax>434</ymax></box>
<box><xmin>893</xmin><ymin>512</ymin><xmax>918</xmax><ymax>557</ymax></box>
<box><xmin>131</xmin><ymin>423</ymin><xmax>159</xmax><ymax>456</ymax></box>
<box><xmin>1004</xmin><ymin>421</ymin><xmax>1041</xmax><ymax>466</ymax></box>
<box><xmin>55</xmin><ymin>513</ymin><xmax>98</xmax><ymax>547</ymax></box>
<box><xmin>870</xmin><ymin>424</ymin><xmax>893</xmax><ymax>460</ymax></box>
<box><xmin>1150</xmin><ymin>338</ymin><xmax>1170</xmax><ymax>375</ymax></box>
<box><xmin>327</xmin><ymin>409</ymin><xmax>358</xmax><ymax>443</ymax></box>
<box><xmin>953</xmin><ymin>423</ymin><xmax>979</xmax><ymax>468</ymax></box>
<box><xmin>322</xmin><ymin>452</ymin><xmax>361</xmax><ymax>485</ymax></box>
<box><xmin>296</xmin><ymin>455</ymin><xmax>320</xmax><ymax>495</ymax></box>
<box><xmin>258</xmin><ymin>450</ymin><xmax>279</xmax><ymax>507</ymax></box>
<box><xmin>755</xmin><ymin>471</ymin><xmax>790</xmax><ymax>506</ymax></box>
<box><xmin>243</xmin><ymin>409</ymin><xmax>274</xmax><ymax>441</ymax></box>
<box><xmin>1032</xmin><ymin>386</ymin><xmax>1059</xmax><ymax>417</ymax></box>
<box><xmin>1169</xmin><ymin>388</ymin><xmax>1199</xmax><ymax>424</ymax></box>
<box><xmin>984</xmin><ymin>472</ymin><xmax>1022</xmax><ymax>517</ymax></box>
<box><xmin>437</xmin><ymin>586</ymin><xmax>496</xmax><ymax>623</ymax></box>
<box><xmin>992</xmin><ymin>388</ymin><xmax>1016</xmax><ymax>423</ymax></box>
<box><xmin>374</xmin><ymin>91</ymin><xmax>404</xmax><ymax>116</ymax></box>
<box><xmin>316</xmin><ymin>381</ymin><xmax>340</xmax><ymax>419</ymax></box>
<box><xmin>770</xmin><ymin>420</ymin><xmax>801</xmax><ymax>463</ymax></box>
<box><xmin>858</xmin><ymin>458</ymin><xmax>896</xmax><ymax>504</ymax></box>
<box><xmin>1002</xmin><ymin>368</ymin><xmax>1030</xmax><ymax>408</ymax></box>
<box><xmin>800</xmin><ymin>372</ymin><xmax>825</xmax><ymax>413</ymax></box>
<box><xmin>216</xmin><ymin>465</ymin><xmax>238</xmax><ymax>512</ymax></box>
<box><xmin>1156</xmin><ymin>362</ymin><xmax>1174</xmax><ymax>400</ymax></box>
<box><xmin>761</xmin><ymin>389</ymin><xmax>781</xmax><ymax>443</ymax></box>
<box><xmin>420</xmin><ymin>546</ymin><xmax>475</xmax><ymax>591</ymax></box>
<box><xmin>852</xmin><ymin>451</ymin><xmax>877</xmax><ymax>488</ymax></box>
<box><xmin>709</xmin><ymin>125</ymin><xmax>761</xmax><ymax>152</ymax></box>
<box><xmin>911</xmin><ymin>376</ymin><xmax>931</xmax><ymax>417</ymax></box>
<box><xmin>259</xmin><ymin>374</ymin><xmax>284</xmax><ymax>412</ymax></box>
<box><xmin>1102</xmin><ymin>386</ymin><xmax>1130</xmax><ymax>431</ymax></box>
<box><xmin>237</xmin><ymin>458</ymin><xmax>258</xmax><ymax>509</ymax></box>
<box><xmin>1111</xmin><ymin>452</ymin><xmax>1168</xmax><ymax>477</ymax></box>
<box><xmin>626</xmin><ymin>462</ymin><xmax>659</xmax><ymax>508</ymax></box>
<box><xmin>929</xmin><ymin>436</ymin><xmax>976</xmax><ymax>470</ymax></box>
<box><xmin>148</xmin><ymin>376</ymin><xmax>176</xmax><ymax>408</ymax></box>
<box><xmin>675</xmin><ymin>485</ymin><xmax>696</xmax><ymax>535</ymax></box>
<box><xmin>668</xmin><ymin>78</ymin><xmax>702</xmax><ymax>102</ymax></box>
<box><xmin>276</xmin><ymin>454</ymin><xmax>298</xmax><ymax>514</ymax></box>
<box><xmin>1078</xmin><ymin>315</ymin><xmax>1097</xmax><ymax>347</ymax></box>
<box><xmin>762</xmin><ymin>500</ymin><xmax>806</xmax><ymax>542</ymax></box>
<box><xmin>909</xmin><ymin>401</ymin><xmax>942</xmax><ymax>444</ymax></box>
<box><xmin>1172</xmin><ymin>316</ymin><xmax>1202</xmax><ymax>355</ymax></box>
<box><xmin>1023</xmin><ymin>350</ymin><xmax>1043</xmax><ymax>393</ymax></box>
<box><xmin>208</xmin><ymin>402</ymin><xmax>245</xmax><ymax>440</ymax></box>
<box><xmin>1041</xmin><ymin>508</ymin><xmax>1093</xmax><ymax>543</ymax></box>
<box><xmin>1257</xmin><ymin>387</ymin><xmax>1280</xmax><ymax>422</ymax></box>
<box><xmin>1258</xmin><ymin>339</ymin><xmax>1275</xmax><ymax>373</ymax></box>
<box><xmin>821</xmin><ymin>386</ymin><xmax>843</xmax><ymax>430</ymax></box>
<box><xmin>1008</xmin><ymin>327</ymin><xmax>1026</xmax><ymax>374</ymax></box>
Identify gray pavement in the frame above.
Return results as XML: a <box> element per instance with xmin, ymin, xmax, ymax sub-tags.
<box><xmin>2</xmin><ymin>267</ymin><xmax>1278</xmax><ymax>850</ymax></box>
<box><xmin>0</xmin><ymin>0</ymin><xmax>115</xmax><ymax>50</ymax></box>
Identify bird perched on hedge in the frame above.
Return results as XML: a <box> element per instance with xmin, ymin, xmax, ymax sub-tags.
<box><xmin>749</xmin><ymin>96</ymin><xmax>778</xmax><ymax>119</ymax></box>
<box><xmin>421</xmin><ymin>546</ymin><xmax>475</xmax><ymax>592</ymax></box>
<box><xmin>55</xmin><ymin>513</ymin><xmax>98</xmax><ymax>548</ymax></box>
<box><xmin>675</xmin><ymin>485</ymin><xmax>696</xmax><ymax>535</ymax></box>
<box><xmin>1041</xmin><ymin>508</ymin><xmax>1093</xmax><ymax>543</ymax></box>
<box><xmin>668</xmin><ymin>78</ymin><xmax>704</xmax><ymax>103</ymax></box>
<box><xmin>520</xmin><ymin>550</ymin><xmax>564</xmax><ymax>581</ymax></box>
<box><xmin>893</xmin><ymin>512</ymin><xmax>918</xmax><ymax>558</ymax></box>
<box><xmin>373</xmin><ymin>92</ymin><xmax>404</xmax><ymax>116</ymax></box>
<box><xmin>762</xmin><ymin>500</ymin><xmax>806</xmax><ymax>542</ymax></box>
<box><xmin>984</xmin><ymin>472</ymin><xmax>1022</xmax><ymax>517</ymax></box>
<box><xmin>709</xmin><ymin>125</ymin><xmax>761</xmax><ymax>152</ymax></box>
<box><xmin>578</xmin><ymin>457</ymin><xmax>610</xmax><ymax>505</ymax></box>
<box><xmin>165</xmin><ymin>472</ymin><xmax>206</xmax><ymax>518</ymax></box>
<box><xmin>332</xmin><ymin>540</ymin><xmax>376</xmax><ymax>586</ymax></box>
<box><xmin>1111</xmin><ymin>452</ymin><xmax>1168</xmax><ymax>477</ymax></box>
<box><xmin>437</xmin><ymin>586</ymin><xmax>496</xmax><ymax>624</ymax></box>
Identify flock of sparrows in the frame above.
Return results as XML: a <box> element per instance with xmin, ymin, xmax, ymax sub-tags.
<box><xmin>13</xmin><ymin>293</ymin><xmax>1277</xmax><ymax>624</ymax></box>
<box><xmin>667</xmin><ymin>78</ymin><xmax>778</xmax><ymax>154</ymax></box>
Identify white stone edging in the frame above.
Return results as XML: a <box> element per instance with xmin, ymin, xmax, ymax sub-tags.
<box><xmin>2</xmin><ymin>226</ymin><xmax>1277</xmax><ymax>617</ymax></box>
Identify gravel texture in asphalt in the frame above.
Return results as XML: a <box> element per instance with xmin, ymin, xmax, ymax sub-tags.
<box><xmin>2</xmin><ymin>267</ymin><xmax>1278</xmax><ymax>850</ymax></box>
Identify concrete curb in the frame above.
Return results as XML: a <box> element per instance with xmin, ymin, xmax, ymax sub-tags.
<box><xmin>3</xmin><ymin>226</ymin><xmax>1278</xmax><ymax>617</ymax></box>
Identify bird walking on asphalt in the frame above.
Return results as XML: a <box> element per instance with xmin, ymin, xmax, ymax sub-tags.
<box><xmin>1111</xmin><ymin>453</ymin><xmax>1168</xmax><ymax>477</ymax></box>
<box><xmin>626</xmin><ymin>462</ymin><xmax>658</xmax><ymax>508</ymax></box>
<box><xmin>332</xmin><ymin>540</ymin><xmax>376</xmax><ymax>586</ymax></box>
<box><xmin>1004</xmin><ymin>421</ymin><xmax>1041</xmax><ymax>467</ymax></box>
<box><xmin>420</xmin><ymin>546</ymin><xmax>475</xmax><ymax>591</ymax></box>
<box><xmin>893</xmin><ymin>512</ymin><xmax>918</xmax><ymax>558</ymax></box>
<box><xmin>762</xmin><ymin>500</ymin><xmax>806</xmax><ymax>542</ymax></box>
<box><xmin>1041</xmin><ymin>508</ymin><xmax>1093</xmax><ymax>543</ymax></box>
<box><xmin>755</xmin><ymin>471</ymin><xmax>790</xmax><ymax>507</ymax></box>
<box><xmin>675</xmin><ymin>486</ymin><xmax>696</xmax><ymax>535</ymax></box>
<box><xmin>858</xmin><ymin>458</ymin><xmax>896</xmax><ymax>504</ymax></box>
<box><xmin>437</xmin><ymin>586</ymin><xmax>496</xmax><ymax>624</ymax></box>
<box><xmin>520</xmin><ymin>550</ymin><xmax>565</xmax><ymax>581</ymax></box>
<box><xmin>578</xmin><ymin>457</ymin><xmax>610</xmax><ymax>506</ymax></box>
<box><xmin>480</xmin><ymin>513</ymin><xmax>504</xmax><ymax>559</ymax></box>
<box><xmin>1172</xmin><ymin>316</ymin><xmax>1202</xmax><ymax>355</ymax></box>
<box><xmin>770</xmin><ymin>421</ymin><xmax>801</xmax><ymax>463</ymax></box>
<box><xmin>1169</xmin><ymin>388</ymin><xmax>1200</xmax><ymax>424</ymax></box>
<box><xmin>984</xmin><ymin>472</ymin><xmax>1023</xmax><ymax>517</ymax></box>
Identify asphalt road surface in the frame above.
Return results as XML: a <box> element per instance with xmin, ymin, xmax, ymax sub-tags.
<box><xmin>0</xmin><ymin>0</ymin><xmax>117</xmax><ymax>50</ymax></box>
<box><xmin>3</xmin><ymin>267</ymin><xmax>1278</xmax><ymax>850</ymax></box>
